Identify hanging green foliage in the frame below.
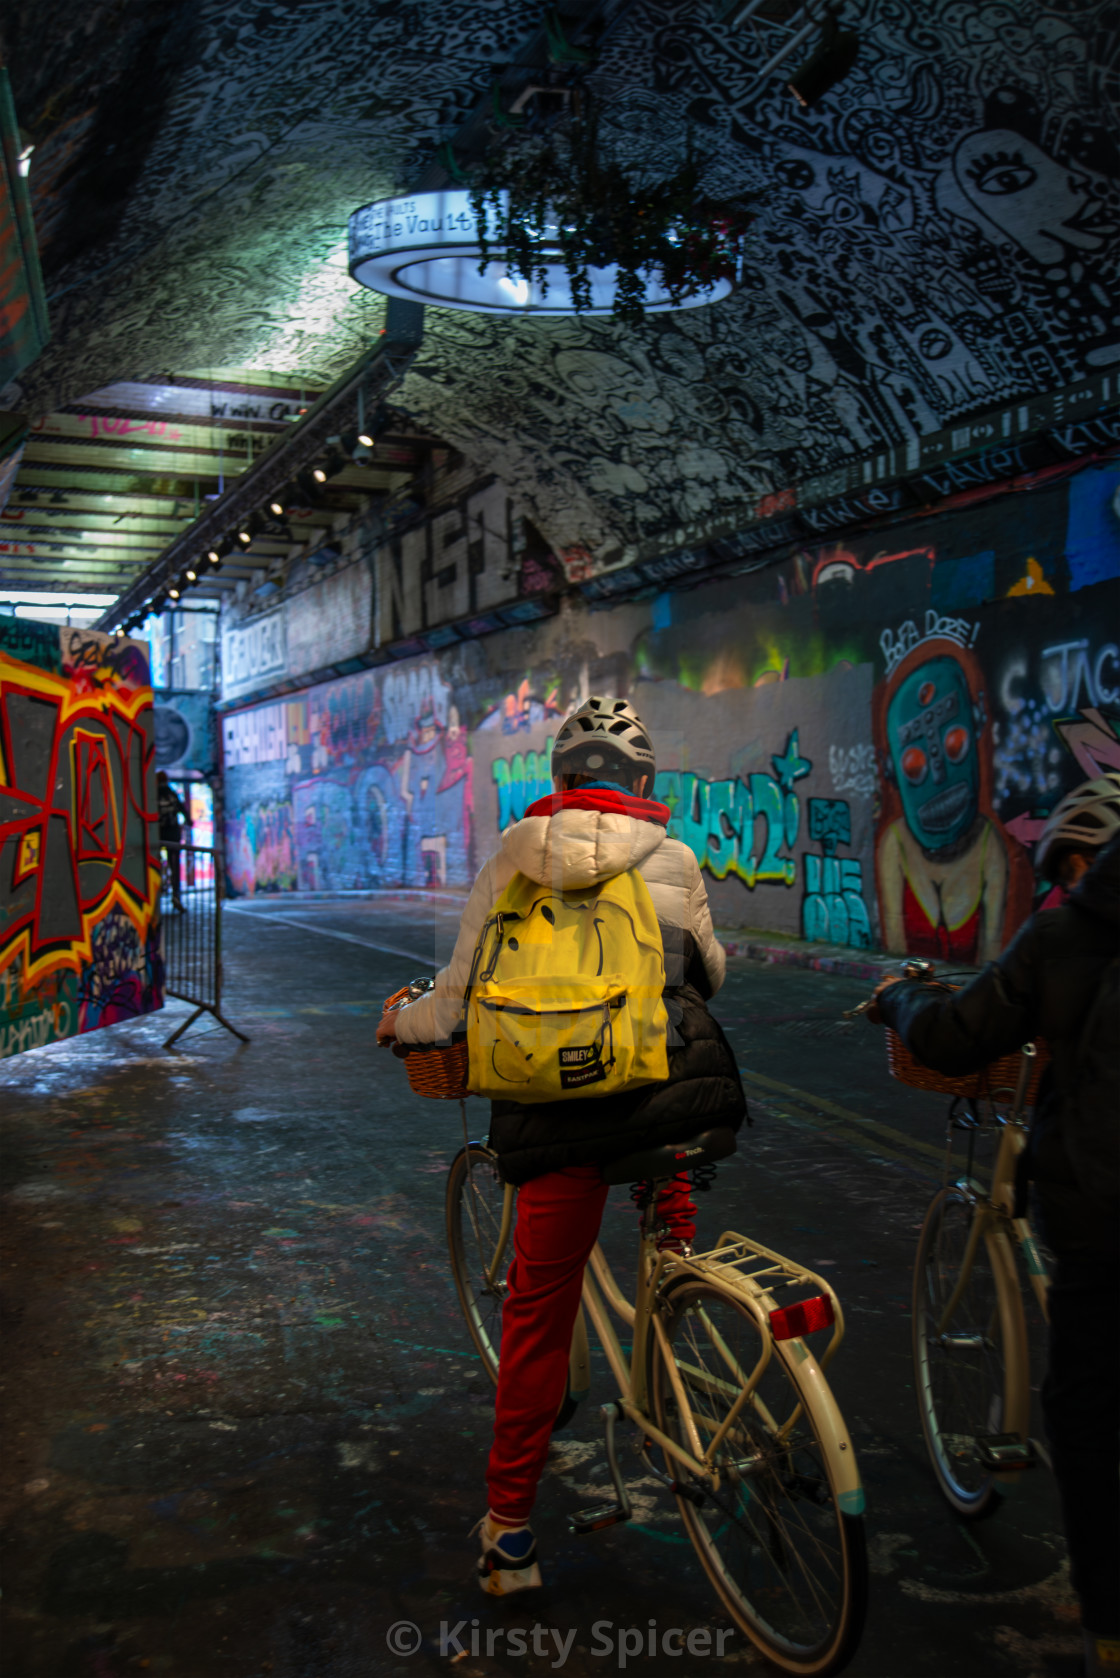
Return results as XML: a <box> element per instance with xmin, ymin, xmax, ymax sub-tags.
<box><xmin>466</xmin><ymin>100</ymin><xmax>752</xmax><ymax>326</ymax></box>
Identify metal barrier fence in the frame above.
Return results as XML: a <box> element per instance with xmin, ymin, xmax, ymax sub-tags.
<box><xmin>160</xmin><ymin>843</ymin><xmax>249</xmax><ymax>1049</ymax></box>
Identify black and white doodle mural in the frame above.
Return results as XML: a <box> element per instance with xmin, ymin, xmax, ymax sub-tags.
<box><xmin>5</xmin><ymin>0</ymin><xmax>1118</xmax><ymax>562</ymax></box>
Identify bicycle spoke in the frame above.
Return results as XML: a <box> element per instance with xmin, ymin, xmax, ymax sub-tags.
<box><xmin>913</xmin><ymin>1189</ymin><xmax>1008</xmax><ymax>1514</ymax></box>
<box><xmin>654</xmin><ymin>1279</ymin><xmax>861</xmax><ymax>1668</ymax></box>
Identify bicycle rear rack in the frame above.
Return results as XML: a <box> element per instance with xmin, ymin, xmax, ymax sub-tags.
<box><xmin>674</xmin><ymin>1231</ymin><xmax>847</xmax><ymax>1375</ymax></box>
<box><xmin>571</xmin><ymin>1233</ymin><xmax>849</xmax><ymax>1539</ymax></box>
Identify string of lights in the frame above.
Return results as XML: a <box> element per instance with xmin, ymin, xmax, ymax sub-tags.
<box><xmin>103</xmin><ymin>310</ymin><xmax>424</xmax><ymax>634</ymax></box>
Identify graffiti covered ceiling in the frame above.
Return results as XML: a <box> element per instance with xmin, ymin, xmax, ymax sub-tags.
<box><xmin>2</xmin><ymin>0</ymin><xmax>1117</xmax><ymax>592</ymax></box>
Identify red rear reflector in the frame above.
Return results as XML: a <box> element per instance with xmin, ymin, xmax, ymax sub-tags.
<box><xmin>769</xmin><ymin>1294</ymin><xmax>835</xmax><ymax>1341</ymax></box>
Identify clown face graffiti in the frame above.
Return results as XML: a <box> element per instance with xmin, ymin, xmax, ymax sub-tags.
<box><xmin>887</xmin><ymin>656</ymin><xmax>979</xmax><ymax>853</ymax></box>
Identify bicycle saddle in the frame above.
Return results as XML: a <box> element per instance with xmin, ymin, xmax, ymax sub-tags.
<box><xmin>600</xmin><ymin>1126</ymin><xmax>737</xmax><ymax>1186</ymax></box>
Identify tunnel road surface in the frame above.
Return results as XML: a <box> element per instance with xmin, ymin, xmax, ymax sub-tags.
<box><xmin>0</xmin><ymin>897</ymin><xmax>1074</xmax><ymax>1678</ymax></box>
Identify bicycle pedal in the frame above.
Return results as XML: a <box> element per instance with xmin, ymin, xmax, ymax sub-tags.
<box><xmin>975</xmin><ymin>1432</ymin><xmax>1037</xmax><ymax>1471</ymax></box>
<box><xmin>569</xmin><ymin>1503</ymin><xmax>632</xmax><ymax>1535</ymax></box>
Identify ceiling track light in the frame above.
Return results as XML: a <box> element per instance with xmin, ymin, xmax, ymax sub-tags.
<box><xmin>268</xmin><ymin>497</ymin><xmax>285</xmax><ymax>516</ymax></box>
<box><xmin>310</xmin><ymin>449</ymin><xmax>347</xmax><ymax>484</ymax></box>
<box><xmin>185</xmin><ymin>568</ymin><xmax>198</xmax><ymax>582</ymax></box>
<box><xmin>340</xmin><ymin>429</ymin><xmax>374</xmax><ymax>459</ymax></box>
<box><xmin>206</xmin><ymin>548</ymin><xmax>221</xmax><ymax>564</ymax></box>
<box><xmin>168</xmin><ymin>587</ymin><xmax>181</xmax><ymax>601</ymax></box>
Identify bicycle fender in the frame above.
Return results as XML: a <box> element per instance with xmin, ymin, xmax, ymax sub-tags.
<box><xmin>775</xmin><ymin>1340</ymin><xmax>865</xmax><ymax>1512</ymax></box>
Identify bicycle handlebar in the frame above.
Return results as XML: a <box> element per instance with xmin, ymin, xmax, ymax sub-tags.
<box><xmin>382</xmin><ymin>974</ymin><xmax>436</xmax><ymax>1013</ymax></box>
<box><xmin>845</xmin><ymin>958</ymin><xmax>939</xmax><ymax>1022</ymax></box>
<box><xmin>378</xmin><ymin>975</ymin><xmax>436</xmax><ymax>1049</ymax></box>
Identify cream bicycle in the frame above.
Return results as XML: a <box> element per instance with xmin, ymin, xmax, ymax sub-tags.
<box><xmin>858</xmin><ymin>961</ymin><xmax>1052</xmax><ymax>1519</ymax></box>
<box><xmin>911</xmin><ymin>1044</ymin><xmax>1052</xmax><ymax>1518</ymax></box>
<box><xmin>446</xmin><ymin>1125</ymin><xmax>869</xmax><ymax>1677</ymax></box>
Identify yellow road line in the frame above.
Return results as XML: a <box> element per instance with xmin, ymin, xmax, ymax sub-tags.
<box><xmin>738</xmin><ymin>1066</ymin><xmax>945</xmax><ymax>1168</ymax></box>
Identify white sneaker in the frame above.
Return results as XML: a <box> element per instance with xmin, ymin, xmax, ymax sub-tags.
<box><xmin>474</xmin><ymin>1512</ymin><xmax>542</xmax><ymax>1596</ymax></box>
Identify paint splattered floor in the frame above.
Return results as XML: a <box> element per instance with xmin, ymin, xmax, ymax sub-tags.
<box><xmin>1</xmin><ymin>899</ymin><xmax>1082</xmax><ymax>1677</ymax></box>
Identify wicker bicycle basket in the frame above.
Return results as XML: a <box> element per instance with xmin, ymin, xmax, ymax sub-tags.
<box><xmin>395</xmin><ymin>1039</ymin><xmax>470</xmax><ymax>1100</ymax></box>
<box><xmin>382</xmin><ymin>983</ymin><xmax>470</xmax><ymax>1100</ymax></box>
<box><xmin>885</xmin><ymin>1000</ymin><xmax>1049</xmax><ymax>1102</ymax></box>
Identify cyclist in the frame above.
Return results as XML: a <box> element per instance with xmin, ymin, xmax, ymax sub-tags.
<box><xmin>376</xmin><ymin>696</ymin><xmax>746</xmax><ymax>1594</ymax></box>
<box><xmin>871</xmin><ymin>775</ymin><xmax>1120</xmax><ymax>1678</ymax></box>
<box><xmin>156</xmin><ymin>771</ymin><xmax>188</xmax><ymax>912</ymax></box>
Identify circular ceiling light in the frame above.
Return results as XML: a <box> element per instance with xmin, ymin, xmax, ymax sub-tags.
<box><xmin>348</xmin><ymin>189</ymin><xmax>732</xmax><ymax>317</ymax></box>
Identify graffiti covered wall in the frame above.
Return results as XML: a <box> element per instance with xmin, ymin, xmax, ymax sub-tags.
<box><xmin>217</xmin><ymin>474</ymin><xmax>556</xmax><ymax>705</ymax></box>
<box><xmin>0</xmin><ymin>617</ymin><xmax>163</xmax><ymax>1058</ymax></box>
<box><xmin>221</xmin><ymin>460</ymin><xmax>1119</xmax><ymax>959</ymax></box>
<box><xmin>222</xmin><ymin>662</ymin><xmax>474</xmax><ymax>895</ymax></box>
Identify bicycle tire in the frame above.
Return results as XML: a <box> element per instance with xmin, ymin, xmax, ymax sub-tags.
<box><xmin>651</xmin><ymin>1276</ymin><xmax>867</xmax><ymax>1677</ymax></box>
<box><xmin>911</xmin><ymin>1186</ymin><xmax>1027</xmax><ymax>1519</ymax></box>
<box><xmin>446</xmin><ymin>1143</ymin><xmax>509</xmax><ymax>1384</ymax></box>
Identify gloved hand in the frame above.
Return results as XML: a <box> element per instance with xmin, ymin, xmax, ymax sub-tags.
<box><xmin>864</xmin><ymin>975</ymin><xmax>905</xmax><ymax>1025</ymax></box>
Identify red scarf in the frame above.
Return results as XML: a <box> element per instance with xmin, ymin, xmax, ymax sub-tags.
<box><xmin>523</xmin><ymin>788</ymin><xmax>670</xmax><ymax>827</ymax></box>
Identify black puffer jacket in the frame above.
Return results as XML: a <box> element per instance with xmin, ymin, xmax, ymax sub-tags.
<box><xmin>878</xmin><ymin>836</ymin><xmax>1120</xmax><ymax>1259</ymax></box>
<box><xmin>394</xmin><ymin>792</ymin><xmax>748</xmax><ymax>1186</ymax></box>
<box><xmin>491</xmin><ymin>937</ymin><xmax>747</xmax><ymax>1185</ymax></box>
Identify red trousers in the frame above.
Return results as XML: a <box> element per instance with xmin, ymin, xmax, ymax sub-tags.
<box><xmin>486</xmin><ymin>1167</ymin><xmax>696</xmax><ymax>1524</ymax></box>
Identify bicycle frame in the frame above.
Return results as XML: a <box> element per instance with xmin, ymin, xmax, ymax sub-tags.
<box><xmin>940</xmin><ymin>1044</ymin><xmax>1051</xmax><ymax>1329</ymax></box>
<box><xmin>471</xmin><ymin>1176</ymin><xmax>859</xmax><ymax>1504</ymax></box>
<box><xmin>925</xmin><ymin>1047</ymin><xmax>1052</xmax><ymax>1480</ymax></box>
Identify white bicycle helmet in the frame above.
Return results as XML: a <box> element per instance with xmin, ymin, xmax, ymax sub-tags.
<box><xmin>551</xmin><ymin>695</ymin><xmax>656</xmax><ymax>785</ymax></box>
<box><xmin>1034</xmin><ymin>773</ymin><xmax>1120</xmax><ymax>876</ymax></box>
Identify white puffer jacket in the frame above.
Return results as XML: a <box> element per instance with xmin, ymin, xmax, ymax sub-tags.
<box><xmin>394</xmin><ymin>806</ymin><xmax>726</xmax><ymax>1046</ymax></box>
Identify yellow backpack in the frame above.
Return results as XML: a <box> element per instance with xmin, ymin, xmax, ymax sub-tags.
<box><xmin>465</xmin><ymin>869</ymin><xmax>669</xmax><ymax>1104</ymax></box>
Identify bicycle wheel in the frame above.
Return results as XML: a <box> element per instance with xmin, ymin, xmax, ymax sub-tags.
<box><xmin>912</xmin><ymin>1186</ymin><xmax>1024</xmax><ymax>1518</ymax></box>
<box><xmin>446</xmin><ymin>1143</ymin><xmax>511</xmax><ymax>1383</ymax></box>
<box><xmin>651</xmin><ymin>1277</ymin><xmax>867</xmax><ymax>1677</ymax></box>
